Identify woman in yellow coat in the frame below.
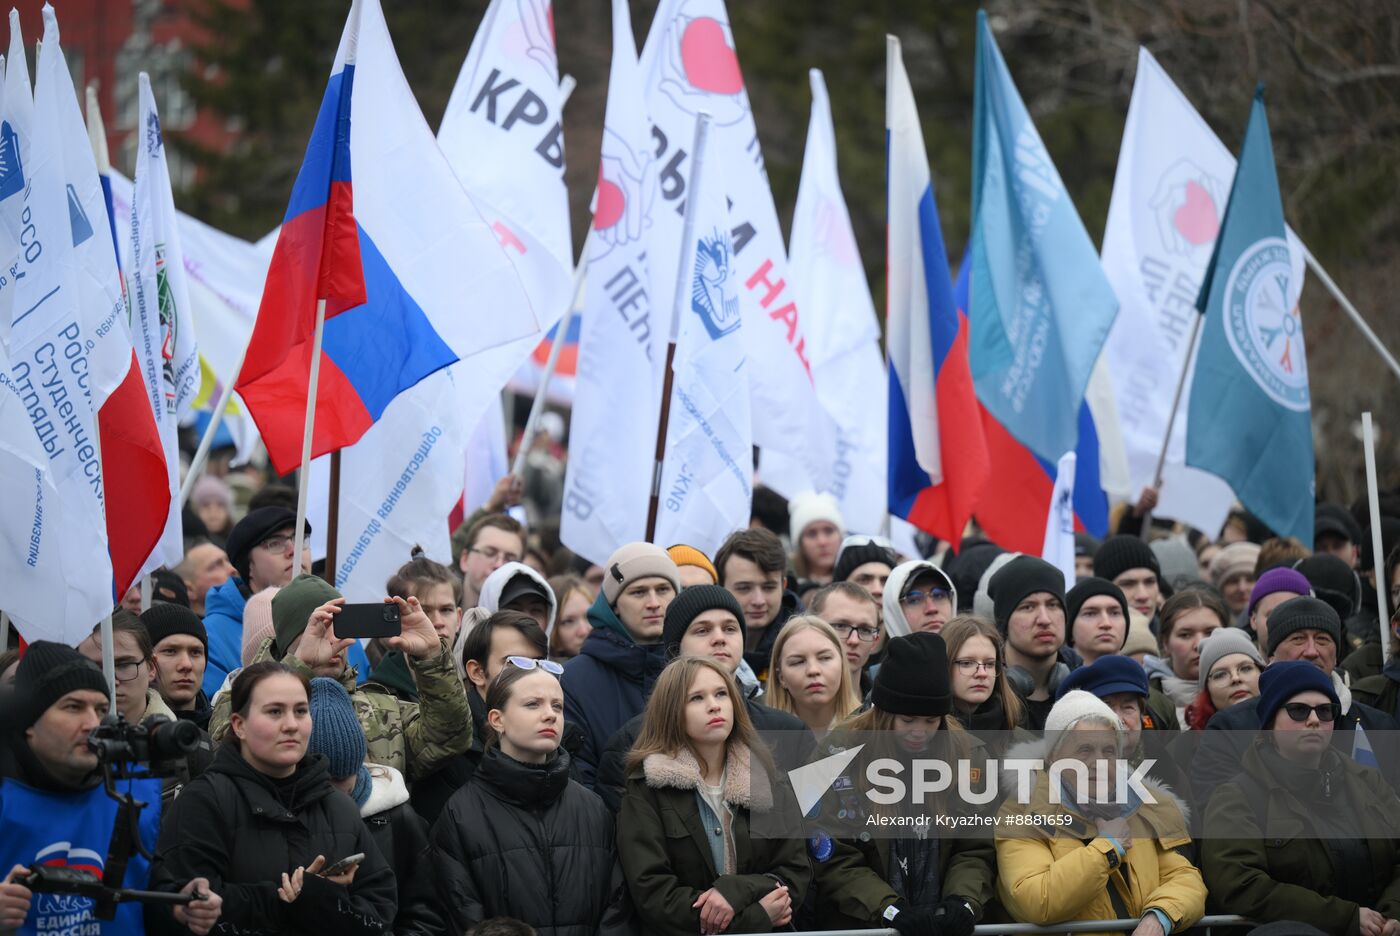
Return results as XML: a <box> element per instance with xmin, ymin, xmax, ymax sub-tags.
<box><xmin>995</xmin><ymin>689</ymin><xmax>1206</xmax><ymax>936</ymax></box>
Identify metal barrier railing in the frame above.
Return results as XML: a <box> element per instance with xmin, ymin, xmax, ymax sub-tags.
<box><xmin>794</xmin><ymin>916</ymin><xmax>1251</xmax><ymax>935</ymax></box>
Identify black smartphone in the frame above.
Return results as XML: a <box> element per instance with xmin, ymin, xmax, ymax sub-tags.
<box><xmin>321</xmin><ymin>853</ymin><xmax>366</xmax><ymax>876</ymax></box>
<box><xmin>334</xmin><ymin>603</ymin><xmax>401</xmax><ymax>639</ymax></box>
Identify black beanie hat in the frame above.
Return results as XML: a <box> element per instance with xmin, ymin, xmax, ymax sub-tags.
<box><xmin>662</xmin><ymin>585</ymin><xmax>746</xmax><ymax>658</ymax></box>
<box><xmin>1065</xmin><ymin>578</ymin><xmax>1130</xmax><ymax>647</ymax></box>
<box><xmin>1293</xmin><ymin>554</ymin><xmax>1360</xmax><ymax>621</ymax></box>
<box><xmin>990</xmin><ymin>555</ymin><xmax>1066</xmax><ymax>631</ymax></box>
<box><xmin>872</xmin><ymin>632</ymin><xmax>950</xmax><ymax>717</ymax></box>
<box><xmin>141</xmin><ymin>602</ymin><xmax>208</xmax><ymax>650</ymax></box>
<box><xmin>14</xmin><ymin>641</ymin><xmax>109</xmax><ymax>729</ymax></box>
<box><xmin>833</xmin><ymin>543</ymin><xmax>897</xmax><ymax>584</ymax></box>
<box><xmin>1265</xmin><ymin>596</ymin><xmax>1343</xmax><ymax>659</ymax></box>
<box><xmin>1093</xmin><ymin>535</ymin><xmax>1161</xmax><ymax>584</ymax></box>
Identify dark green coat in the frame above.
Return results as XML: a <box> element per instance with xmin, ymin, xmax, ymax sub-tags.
<box><xmin>1202</xmin><ymin>738</ymin><xmax>1400</xmax><ymax>935</ymax></box>
<box><xmin>617</xmin><ymin>744</ymin><xmax>811</xmax><ymax>935</ymax></box>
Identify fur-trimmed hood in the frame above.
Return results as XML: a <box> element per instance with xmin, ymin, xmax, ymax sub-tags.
<box><xmin>360</xmin><ymin>763</ymin><xmax>410</xmax><ymax>818</ymax></box>
<box><xmin>1003</xmin><ymin>735</ymin><xmax>1192</xmax><ymax>827</ymax></box>
<box><xmin>641</xmin><ymin>742</ymin><xmax>772</xmax><ymax>811</ymax></box>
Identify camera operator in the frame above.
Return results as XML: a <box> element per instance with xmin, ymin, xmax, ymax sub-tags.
<box><xmin>0</xmin><ymin>642</ymin><xmax>223</xmax><ymax>935</ymax></box>
<box><xmin>78</xmin><ymin>613</ymin><xmax>214</xmax><ymax>791</ymax></box>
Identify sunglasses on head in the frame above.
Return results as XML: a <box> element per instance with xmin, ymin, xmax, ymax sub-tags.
<box><xmin>506</xmin><ymin>655</ymin><xmax>564</xmax><ymax>676</ymax></box>
<box><xmin>1281</xmin><ymin>702</ymin><xmax>1339</xmax><ymax>723</ymax></box>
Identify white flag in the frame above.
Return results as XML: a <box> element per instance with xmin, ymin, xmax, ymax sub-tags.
<box><xmin>106</xmin><ymin>168</ymin><xmax>265</xmax><ymax>466</ymax></box>
<box><xmin>641</xmin><ymin>0</ymin><xmax>835</xmax><ymax>497</ymax></box>
<box><xmin>128</xmin><ymin>73</ymin><xmax>198</xmax><ymax>568</ymax></box>
<box><xmin>308</xmin><ymin>370</ymin><xmax>465</xmax><ymax>602</ymax></box>
<box><xmin>0</xmin><ymin>11</ymin><xmax>34</xmax><ymax>352</ymax></box>
<box><xmin>653</xmin><ymin>114</ymin><xmax>753</xmax><ymax>556</ymax></box>
<box><xmin>463</xmin><ymin>395</ymin><xmax>509</xmax><ymax>515</ymax></box>
<box><xmin>438</xmin><ymin>0</ymin><xmax>574</xmax><ymax>455</ymax></box>
<box><xmin>1101</xmin><ymin>48</ymin><xmax>1306</xmax><ymax>536</ymax></box>
<box><xmin>1041</xmin><ymin>452</ymin><xmax>1077</xmax><ymax>591</ymax></box>
<box><xmin>766</xmin><ymin>68</ymin><xmax>885</xmax><ymax>533</ymax></box>
<box><xmin>560</xmin><ymin>0</ymin><xmax>664</xmax><ymax>564</ymax></box>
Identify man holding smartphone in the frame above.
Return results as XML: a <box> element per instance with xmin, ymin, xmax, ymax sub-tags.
<box><xmin>207</xmin><ymin>574</ymin><xmax>471</xmax><ymax>782</ymax></box>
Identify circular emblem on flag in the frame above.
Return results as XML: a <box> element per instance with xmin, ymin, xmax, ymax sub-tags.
<box><xmin>1222</xmin><ymin>236</ymin><xmax>1309</xmax><ymax>412</ymax></box>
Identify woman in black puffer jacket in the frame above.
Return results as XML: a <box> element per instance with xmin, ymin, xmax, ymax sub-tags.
<box><xmin>150</xmin><ymin>662</ymin><xmax>397</xmax><ymax>936</ymax></box>
<box><xmin>430</xmin><ymin>659</ymin><xmax>618</xmax><ymax>935</ymax></box>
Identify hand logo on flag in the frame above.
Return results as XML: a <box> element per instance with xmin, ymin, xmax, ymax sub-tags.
<box><xmin>594</xmin><ymin>128</ymin><xmax>656</xmax><ymax>256</ymax></box>
<box><xmin>1222</xmin><ymin>235</ymin><xmax>1308</xmax><ymax>411</ymax></box>
<box><xmin>514</xmin><ymin>0</ymin><xmax>558</xmax><ymax>79</ymax></box>
<box><xmin>1149</xmin><ymin>161</ymin><xmax>1225</xmax><ymax>262</ymax></box>
<box><xmin>659</xmin><ymin>10</ymin><xmax>749</xmax><ymax>126</ymax></box>
<box><xmin>692</xmin><ymin>227</ymin><xmax>740</xmax><ymax>340</ymax></box>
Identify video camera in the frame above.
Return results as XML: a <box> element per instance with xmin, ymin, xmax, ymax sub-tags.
<box><xmin>18</xmin><ymin>714</ymin><xmax>203</xmax><ymax>919</ymax></box>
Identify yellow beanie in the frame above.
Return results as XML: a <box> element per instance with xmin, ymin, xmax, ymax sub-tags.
<box><xmin>667</xmin><ymin>544</ymin><xmax>717</xmax><ymax>584</ymax></box>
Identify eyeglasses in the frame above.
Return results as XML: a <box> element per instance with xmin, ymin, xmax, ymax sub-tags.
<box><xmin>259</xmin><ymin>535</ymin><xmax>294</xmax><ymax>554</ymax></box>
<box><xmin>505</xmin><ymin>656</ymin><xmax>564</xmax><ymax>676</ymax></box>
<box><xmin>1207</xmin><ymin>661</ymin><xmax>1259</xmax><ymax>685</ymax></box>
<box><xmin>471</xmin><ymin>546</ymin><xmax>522</xmax><ymax>564</ymax></box>
<box><xmin>113</xmin><ymin>660</ymin><xmax>147</xmax><ymax>682</ymax></box>
<box><xmin>900</xmin><ymin>588</ymin><xmax>950</xmax><ymax>608</ymax></box>
<box><xmin>1280</xmin><ymin>702</ymin><xmax>1340</xmax><ymax>723</ymax></box>
<box><xmin>952</xmin><ymin>659</ymin><xmax>998</xmax><ymax>675</ymax></box>
<box><xmin>830</xmin><ymin>622</ymin><xmax>880</xmax><ymax>642</ymax></box>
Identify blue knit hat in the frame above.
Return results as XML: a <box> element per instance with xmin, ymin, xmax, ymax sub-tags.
<box><xmin>1257</xmin><ymin>660</ymin><xmax>1339</xmax><ymax>729</ymax></box>
<box><xmin>307</xmin><ymin>677</ymin><xmax>371</xmax><ymax>807</ymax></box>
<box><xmin>1056</xmin><ymin>654</ymin><xmax>1149</xmax><ymax>701</ymax></box>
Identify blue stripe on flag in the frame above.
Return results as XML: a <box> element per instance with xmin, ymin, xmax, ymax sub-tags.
<box><xmin>284</xmin><ymin>64</ymin><xmax>356</xmax><ymax>222</ymax></box>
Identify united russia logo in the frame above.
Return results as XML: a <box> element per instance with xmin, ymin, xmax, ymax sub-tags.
<box><xmin>1222</xmin><ymin>235</ymin><xmax>1309</xmax><ymax>411</ymax></box>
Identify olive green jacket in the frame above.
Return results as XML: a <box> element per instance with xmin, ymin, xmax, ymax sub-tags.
<box><xmin>209</xmin><ymin>636</ymin><xmax>471</xmax><ymax>781</ymax></box>
<box><xmin>1201</xmin><ymin>739</ymin><xmax>1400</xmax><ymax>935</ymax></box>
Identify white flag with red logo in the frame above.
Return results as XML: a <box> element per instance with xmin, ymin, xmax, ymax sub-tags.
<box><xmin>640</xmin><ymin>0</ymin><xmax>836</xmax><ymax>498</ymax></box>
<box><xmin>560</xmin><ymin>0</ymin><xmax>665</xmax><ymax>564</ymax></box>
<box><xmin>1100</xmin><ymin>48</ymin><xmax>1305</xmax><ymax>536</ymax></box>
<box><xmin>438</xmin><ymin>0</ymin><xmax>574</xmax><ymax>447</ymax></box>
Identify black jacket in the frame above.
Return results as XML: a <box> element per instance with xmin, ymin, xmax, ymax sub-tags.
<box><xmin>431</xmin><ymin>746</ymin><xmax>618</xmax><ymax>936</ymax></box>
<box><xmin>594</xmin><ymin>695</ymin><xmax>812</xmax><ymax>813</ymax></box>
<box><xmin>1190</xmin><ymin>681</ymin><xmax>1400</xmax><ymax>808</ymax></box>
<box><xmin>174</xmin><ymin>690</ymin><xmax>214</xmax><ymax>732</ymax></box>
<box><xmin>361</xmin><ymin>765</ymin><xmax>446</xmax><ymax>936</ymax></box>
<box><xmin>742</xmin><ymin>589</ymin><xmax>801</xmax><ymax>679</ymax></box>
<box><xmin>149</xmin><ymin>743</ymin><xmax>397</xmax><ymax>936</ymax></box>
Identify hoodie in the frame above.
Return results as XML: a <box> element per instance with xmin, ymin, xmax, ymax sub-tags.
<box><xmin>479</xmin><ymin>561</ymin><xmax>559</xmax><ymax>629</ymax></box>
<box><xmin>883</xmin><ymin>560</ymin><xmax>958</xmax><ymax>637</ymax></box>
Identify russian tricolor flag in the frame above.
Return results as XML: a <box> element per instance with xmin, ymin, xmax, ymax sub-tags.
<box><xmin>886</xmin><ymin>37</ymin><xmax>989</xmax><ymax>546</ymax></box>
<box><xmin>236</xmin><ymin>3</ymin><xmax>456</xmax><ymax>475</ymax></box>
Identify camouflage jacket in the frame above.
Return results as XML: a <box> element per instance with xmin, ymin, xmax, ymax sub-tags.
<box><xmin>208</xmin><ymin>636</ymin><xmax>472</xmax><ymax>781</ymax></box>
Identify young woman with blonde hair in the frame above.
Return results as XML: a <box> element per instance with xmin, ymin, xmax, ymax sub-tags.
<box><xmin>618</xmin><ymin>657</ymin><xmax>810</xmax><ymax>935</ymax></box>
<box><xmin>764</xmin><ymin>615</ymin><xmax>862</xmax><ymax>738</ymax></box>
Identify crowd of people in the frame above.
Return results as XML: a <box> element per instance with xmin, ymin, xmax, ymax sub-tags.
<box><xmin>4</xmin><ymin>473</ymin><xmax>1400</xmax><ymax>936</ymax></box>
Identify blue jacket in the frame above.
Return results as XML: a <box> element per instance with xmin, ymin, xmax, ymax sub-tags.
<box><xmin>202</xmin><ymin>578</ymin><xmax>247</xmax><ymax>697</ymax></box>
<box><xmin>201</xmin><ymin>578</ymin><xmax>370</xmax><ymax>697</ymax></box>
<box><xmin>561</xmin><ymin>593</ymin><xmax>666</xmax><ymax>789</ymax></box>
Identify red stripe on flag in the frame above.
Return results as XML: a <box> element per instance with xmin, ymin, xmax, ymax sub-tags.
<box><xmin>974</xmin><ymin>404</ymin><xmax>1054</xmax><ymax>555</ymax></box>
<box><xmin>320</xmin><ymin>180</ymin><xmax>367</xmax><ymax>314</ymax></box>
<box><xmin>101</xmin><ymin>352</ymin><xmax>171</xmax><ymax>596</ymax></box>
<box><xmin>239</xmin><ymin>346</ymin><xmax>374</xmax><ymax>477</ymax></box>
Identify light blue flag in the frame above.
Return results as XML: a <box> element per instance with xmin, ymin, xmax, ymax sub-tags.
<box><xmin>1187</xmin><ymin>88</ymin><xmax>1313</xmax><ymax>542</ymax></box>
<box><xmin>968</xmin><ymin>9</ymin><xmax>1119</xmax><ymax>461</ymax></box>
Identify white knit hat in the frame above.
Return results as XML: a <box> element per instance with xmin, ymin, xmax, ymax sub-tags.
<box><xmin>1045</xmin><ymin>690</ymin><xmax>1124</xmax><ymax>754</ymax></box>
<box><xmin>788</xmin><ymin>491</ymin><xmax>844</xmax><ymax>542</ymax></box>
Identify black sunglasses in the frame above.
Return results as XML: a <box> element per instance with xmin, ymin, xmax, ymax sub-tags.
<box><xmin>1281</xmin><ymin>702</ymin><xmax>1339</xmax><ymax>723</ymax></box>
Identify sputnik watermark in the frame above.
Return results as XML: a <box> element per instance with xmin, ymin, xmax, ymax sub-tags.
<box><xmin>861</xmin><ymin>757</ymin><xmax>1160</xmax><ymax>807</ymax></box>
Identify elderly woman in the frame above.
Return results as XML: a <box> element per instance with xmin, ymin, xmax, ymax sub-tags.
<box><xmin>996</xmin><ymin>691</ymin><xmax>1206</xmax><ymax>935</ymax></box>
<box><xmin>1202</xmin><ymin>661</ymin><xmax>1400</xmax><ymax>935</ymax></box>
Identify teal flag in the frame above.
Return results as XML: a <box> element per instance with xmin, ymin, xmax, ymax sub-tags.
<box><xmin>1187</xmin><ymin>88</ymin><xmax>1313</xmax><ymax>542</ymax></box>
<box><xmin>967</xmin><ymin>9</ymin><xmax>1119</xmax><ymax>461</ymax></box>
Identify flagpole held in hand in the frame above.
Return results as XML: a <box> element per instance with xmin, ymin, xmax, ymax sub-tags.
<box><xmin>1363</xmin><ymin>412</ymin><xmax>1391</xmax><ymax>658</ymax></box>
<box><xmin>293</xmin><ymin>299</ymin><xmax>328</xmax><ymax>573</ymax></box>
<box><xmin>1138</xmin><ymin>311</ymin><xmax>1204</xmax><ymax>538</ymax></box>
<box><xmin>645</xmin><ymin>113</ymin><xmax>712</xmax><ymax>542</ymax></box>
<box><xmin>324</xmin><ymin>450</ymin><xmax>342</xmax><ymax>586</ymax></box>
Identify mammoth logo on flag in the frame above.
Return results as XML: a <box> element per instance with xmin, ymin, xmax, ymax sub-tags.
<box><xmin>657</xmin><ymin>10</ymin><xmax>750</xmax><ymax>127</ymax></box>
<box><xmin>1149</xmin><ymin>159</ymin><xmax>1226</xmax><ymax>264</ymax></box>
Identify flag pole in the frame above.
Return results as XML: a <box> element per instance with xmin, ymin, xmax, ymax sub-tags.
<box><xmin>179</xmin><ymin>339</ymin><xmax>249</xmax><ymax>508</ymax></box>
<box><xmin>1137</xmin><ymin>311</ymin><xmax>1205</xmax><ymax>538</ymax></box>
<box><xmin>292</xmin><ymin>299</ymin><xmax>328</xmax><ymax>575</ymax></box>
<box><xmin>324</xmin><ymin>450</ymin><xmax>342</xmax><ymax>585</ymax></box>
<box><xmin>0</xmin><ymin>611</ymin><xmax>10</xmax><ymax>650</ymax></box>
<box><xmin>1363</xmin><ymin>412</ymin><xmax>1391</xmax><ymax>658</ymax></box>
<box><xmin>1304</xmin><ymin>250</ymin><xmax>1400</xmax><ymax>383</ymax></box>
<box><xmin>510</xmin><ymin>254</ymin><xmax>588</xmax><ymax>477</ymax></box>
<box><xmin>645</xmin><ymin>112</ymin><xmax>712</xmax><ymax>542</ymax></box>
<box><xmin>91</xmin><ymin>423</ymin><xmax>117</xmax><ymax>706</ymax></box>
